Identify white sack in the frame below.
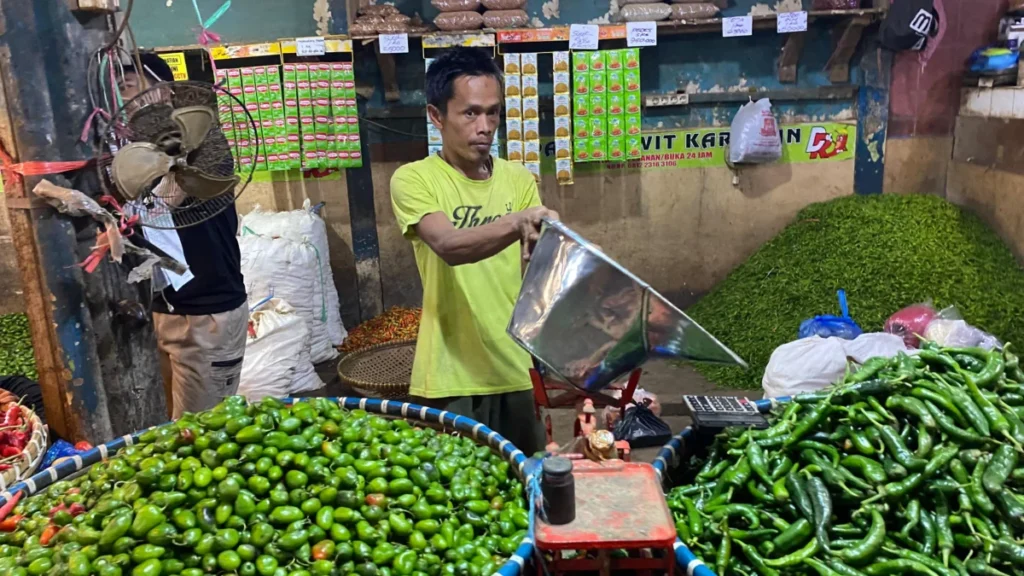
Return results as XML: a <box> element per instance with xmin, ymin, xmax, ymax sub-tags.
<box><xmin>729</xmin><ymin>98</ymin><xmax>782</xmax><ymax>164</ymax></box>
<box><xmin>238</xmin><ymin>299</ymin><xmax>323</xmax><ymax>401</ymax></box>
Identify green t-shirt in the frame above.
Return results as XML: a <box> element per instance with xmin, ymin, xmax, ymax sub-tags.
<box><xmin>390</xmin><ymin>154</ymin><xmax>541</xmax><ymax>398</ymax></box>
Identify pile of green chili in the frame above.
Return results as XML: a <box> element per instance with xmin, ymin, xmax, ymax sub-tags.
<box><xmin>668</xmin><ymin>343</ymin><xmax>1024</xmax><ymax>576</ymax></box>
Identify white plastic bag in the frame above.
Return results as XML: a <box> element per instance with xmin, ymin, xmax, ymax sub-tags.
<box><xmin>238</xmin><ymin>299</ymin><xmax>323</xmax><ymax>401</ymax></box>
<box><xmin>241</xmin><ymin>200</ymin><xmax>348</xmax><ymax>346</ymax></box>
<box><xmin>925</xmin><ymin>320</ymin><xmax>1002</xmax><ymax>350</ymax></box>
<box><xmin>238</xmin><ymin>234</ymin><xmax>339</xmax><ymax>364</ymax></box>
<box><xmin>842</xmin><ymin>333</ymin><xmax>911</xmax><ymax>364</ymax></box>
<box><xmin>728</xmin><ymin>98</ymin><xmax>782</xmax><ymax>164</ymax></box>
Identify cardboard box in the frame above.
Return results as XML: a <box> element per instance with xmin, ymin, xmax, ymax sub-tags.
<box><xmin>574</xmin><ymin>117</ymin><xmax>589</xmax><ymax>139</ymax></box>
<box><xmin>521</xmin><ymin>53</ymin><xmax>538</xmax><ymax>75</ymax></box>
<box><xmin>506</xmin><ymin>118</ymin><xmax>522</xmax><ymax>141</ymax></box>
<box><xmin>554</xmin><ymin>117</ymin><xmax>571</xmax><ymax>138</ymax></box>
<box><xmin>575</xmin><ymin>138</ymin><xmax>590</xmax><ymax>162</ymax></box>
<box><xmin>524</xmin><ymin>119</ymin><xmax>540</xmax><ymax>141</ymax></box>
<box><xmin>522</xmin><ymin>75</ymin><xmax>539</xmax><ymax>97</ymax></box>
<box><xmin>556</xmin><ymin>158</ymin><xmax>573</xmax><ymax>184</ymax></box>
<box><xmin>626</xmin><ymin>135</ymin><xmax>642</xmax><ymax>160</ymax></box>
<box><xmin>553</xmin><ymin>72</ymin><xmax>571</xmax><ymax>95</ymax></box>
<box><xmin>504</xmin><ymin>54</ymin><xmax>521</xmax><ymax>75</ymax></box>
<box><xmin>523</xmin><ymin>97</ymin><xmax>539</xmax><ymax>120</ymax></box>
<box><xmin>573</xmin><ymin>52</ymin><xmax>590</xmax><ymax>73</ymax></box>
<box><xmin>554</xmin><ymin>52</ymin><xmax>570</xmax><ymax>72</ymax></box>
<box><xmin>554</xmin><ymin>94</ymin><xmax>571</xmax><ymax>117</ymax></box>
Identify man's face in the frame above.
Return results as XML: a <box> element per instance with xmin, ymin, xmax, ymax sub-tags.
<box><xmin>428</xmin><ymin>74</ymin><xmax>501</xmax><ymax>164</ymax></box>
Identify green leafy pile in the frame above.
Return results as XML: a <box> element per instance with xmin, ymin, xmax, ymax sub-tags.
<box><xmin>0</xmin><ymin>313</ymin><xmax>36</xmax><ymax>379</ymax></box>
<box><xmin>686</xmin><ymin>194</ymin><xmax>1024</xmax><ymax>390</ymax></box>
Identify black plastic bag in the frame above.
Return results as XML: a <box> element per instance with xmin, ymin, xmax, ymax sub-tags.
<box><xmin>613</xmin><ymin>402</ymin><xmax>671</xmax><ymax>448</ymax></box>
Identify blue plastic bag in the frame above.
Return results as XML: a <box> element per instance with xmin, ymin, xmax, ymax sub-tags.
<box><xmin>799</xmin><ymin>290</ymin><xmax>863</xmax><ymax>340</ymax></box>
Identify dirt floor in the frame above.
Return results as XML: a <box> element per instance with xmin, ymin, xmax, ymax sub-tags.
<box><xmin>315</xmin><ymin>360</ymin><xmax>755</xmax><ymax>463</ymax></box>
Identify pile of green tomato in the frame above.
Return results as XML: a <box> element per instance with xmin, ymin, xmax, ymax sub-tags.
<box><xmin>0</xmin><ymin>396</ymin><xmax>530</xmax><ymax>576</ymax></box>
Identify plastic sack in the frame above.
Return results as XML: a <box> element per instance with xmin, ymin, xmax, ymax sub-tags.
<box><xmin>483</xmin><ymin>9</ymin><xmax>529</xmax><ymax>28</ymax></box>
<box><xmin>350</xmin><ymin>19</ymin><xmax>380</xmax><ymax>35</ymax></box>
<box><xmin>670</xmin><ymin>3</ymin><xmax>720</xmax><ymax>18</ymax></box>
<box><xmin>238</xmin><ymin>299</ymin><xmax>323</xmax><ymax>401</ymax></box>
<box><xmin>238</xmin><ymin>234</ymin><xmax>338</xmax><ymax>363</ymax></box>
<box><xmin>602</xmin><ymin>388</ymin><xmax>661</xmax><ymax>431</ymax></box>
<box><xmin>813</xmin><ymin>0</ymin><xmax>860</xmax><ymax>7</ymax></box>
<box><xmin>482</xmin><ymin>0</ymin><xmax>525</xmax><ymax>8</ymax></box>
<box><xmin>843</xmin><ymin>333</ymin><xmax>911</xmax><ymax>365</ymax></box>
<box><xmin>359</xmin><ymin>4</ymin><xmax>399</xmax><ymax>16</ymax></box>
<box><xmin>613</xmin><ymin>403</ymin><xmax>672</xmax><ymax>448</ymax></box>
<box><xmin>241</xmin><ymin>200</ymin><xmax>348</xmax><ymax>347</ymax></box>
<box><xmin>798</xmin><ymin>290</ymin><xmax>863</xmax><ymax>340</ymax></box>
<box><xmin>431</xmin><ymin>0</ymin><xmax>481</xmax><ymax>11</ymax></box>
<box><xmin>925</xmin><ymin>307</ymin><xmax>1002</xmax><ymax>350</ymax></box>
<box><xmin>434</xmin><ymin>11</ymin><xmax>484</xmax><ymax>30</ymax></box>
<box><xmin>377</xmin><ymin>20</ymin><xmax>410</xmax><ymax>33</ymax></box>
<box><xmin>41</xmin><ymin>440</ymin><xmax>88</xmax><ymax>470</ymax></box>
<box><xmin>728</xmin><ymin>98</ymin><xmax>782</xmax><ymax>164</ymax></box>
<box><xmin>884</xmin><ymin>302</ymin><xmax>937</xmax><ymax>348</ymax></box>
<box><xmin>385</xmin><ymin>13</ymin><xmax>412</xmax><ymax>23</ymax></box>
<box><xmin>620</xmin><ymin>3</ymin><xmax>673</xmax><ymax>21</ymax></box>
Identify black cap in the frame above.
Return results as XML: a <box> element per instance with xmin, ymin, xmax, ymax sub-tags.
<box><xmin>124</xmin><ymin>52</ymin><xmax>175</xmax><ymax>83</ymax></box>
<box><xmin>542</xmin><ymin>457</ymin><xmax>573</xmax><ymax>477</ymax></box>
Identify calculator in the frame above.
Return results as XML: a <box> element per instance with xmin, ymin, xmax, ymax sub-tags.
<box><xmin>682</xmin><ymin>395</ymin><xmax>769</xmax><ymax>430</ymax></box>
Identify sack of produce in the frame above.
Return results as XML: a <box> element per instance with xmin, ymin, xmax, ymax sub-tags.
<box><xmin>377</xmin><ymin>19</ymin><xmax>411</xmax><ymax>33</ymax></box>
<box><xmin>762</xmin><ymin>336</ymin><xmax>849</xmax><ymax>399</ymax></box>
<box><xmin>238</xmin><ymin>298</ymin><xmax>323</xmax><ymax>401</ymax></box>
<box><xmin>239</xmin><ymin>233</ymin><xmax>338</xmax><ymax>363</ymax></box>
<box><xmin>798</xmin><ymin>290</ymin><xmax>863</xmax><ymax>340</ymax></box>
<box><xmin>812</xmin><ymin>0</ymin><xmax>861</xmax><ymax>7</ymax></box>
<box><xmin>884</xmin><ymin>302</ymin><xmax>938</xmax><ymax>348</ymax></box>
<box><xmin>481</xmin><ymin>0</ymin><xmax>525</xmax><ymax>8</ymax></box>
<box><xmin>672</xmin><ymin>0</ymin><xmax>727</xmax><ymax>4</ymax></box>
<box><xmin>359</xmin><ymin>4</ymin><xmax>400</xmax><ymax>16</ymax></box>
<box><xmin>613</xmin><ymin>402</ymin><xmax>671</xmax><ymax>448</ymax></box>
<box><xmin>241</xmin><ymin>200</ymin><xmax>347</xmax><ymax>346</ymax></box>
<box><xmin>668</xmin><ymin>347</ymin><xmax>1024</xmax><ymax>576</ymax></box>
<box><xmin>431</xmin><ymin>0</ymin><xmax>481</xmax><ymax>11</ymax></box>
<box><xmin>620</xmin><ymin>3</ymin><xmax>673</xmax><ymax>21</ymax></box>
<box><xmin>434</xmin><ymin>10</ymin><xmax>485</xmax><ymax>30</ymax></box>
<box><xmin>728</xmin><ymin>97</ymin><xmax>782</xmax><ymax>164</ymax></box>
<box><xmin>350</xmin><ymin>17</ymin><xmax>381</xmax><ymax>35</ymax></box>
<box><xmin>482</xmin><ymin>9</ymin><xmax>529</xmax><ymax>28</ymax></box>
<box><xmin>669</xmin><ymin>3</ymin><xmax>720</xmax><ymax>18</ymax></box>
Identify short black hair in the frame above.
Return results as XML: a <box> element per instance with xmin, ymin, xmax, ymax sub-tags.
<box><xmin>124</xmin><ymin>52</ymin><xmax>175</xmax><ymax>83</ymax></box>
<box><xmin>425</xmin><ymin>47</ymin><xmax>502</xmax><ymax>114</ymax></box>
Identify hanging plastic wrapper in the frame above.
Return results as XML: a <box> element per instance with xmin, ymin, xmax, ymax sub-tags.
<box><xmin>728</xmin><ymin>98</ymin><xmax>783</xmax><ymax>164</ymax></box>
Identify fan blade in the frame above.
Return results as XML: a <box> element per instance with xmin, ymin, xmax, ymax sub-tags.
<box><xmin>111</xmin><ymin>143</ymin><xmax>174</xmax><ymax>200</ymax></box>
<box><xmin>173</xmin><ymin>165</ymin><xmax>240</xmax><ymax>200</ymax></box>
<box><xmin>171</xmin><ymin>106</ymin><xmax>216</xmax><ymax>153</ymax></box>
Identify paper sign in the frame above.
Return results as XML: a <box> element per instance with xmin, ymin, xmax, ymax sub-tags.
<box><xmin>296</xmin><ymin>36</ymin><xmax>326</xmax><ymax>56</ymax></box>
<box><xmin>379</xmin><ymin>33</ymin><xmax>410</xmax><ymax>54</ymax></box>
<box><xmin>723</xmin><ymin>16</ymin><xmax>753</xmax><ymax>37</ymax></box>
<box><xmin>626</xmin><ymin>21</ymin><xmax>657</xmax><ymax>47</ymax></box>
<box><xmin>569</xmin><ymin>24</ymin><xmax>600</xmax><ymax>50</ymax></box>
<box><xmin>777</xmin><ymin>11</ymin><xmax>808</xmax><ymax>34</ymax></box>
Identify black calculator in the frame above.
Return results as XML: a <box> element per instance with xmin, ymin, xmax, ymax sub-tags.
<box><xmin>683</xmin><ymin>395</ymin><xmax>770</xmax><ymax>430</ymax></box>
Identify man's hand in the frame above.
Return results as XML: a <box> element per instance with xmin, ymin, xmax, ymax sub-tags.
<box><xmin>514</xmin><ymin>206</ymin><xmax>559</xmax><ymax>262</ymax></box>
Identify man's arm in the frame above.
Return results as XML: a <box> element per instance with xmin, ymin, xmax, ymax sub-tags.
<box><xmin>415</xmin><ymin>206</ymin><xmax>558</xmax><ymax>267</ymax></box>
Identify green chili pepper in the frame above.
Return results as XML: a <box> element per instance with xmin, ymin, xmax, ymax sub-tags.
<box><xmin>715</xmin><ymin>521</ymin><xmax>731</xmax><ymax>576</ymax></box>
<box><xmin>995</xmin><ymin>490</ymin><xmax>1024</xmax><ymax>529</ymax></box>
<box><xmin>747</xmin><ymin>441</ymin><xmax>772</xmax><ymax>485</ymax></box>
<box><xmin>806</xmin><ymin>475</ymin><xmax>832</xmax><ymax>552</ymax></box>
<box><xmin>840</xmin><ymin>455</ymin><xmax>887</xmax><ymax>484</ymax></box>
<box><xmin>984</xmin><ymin>444</ymin><xmax>1018</xmax><ymax>494</ymax></box>
<box><xmin>736</xmin><ymin>540</ymin><xmax>780</xmax><ymax>576</ymax></box>
<box><xmin>765</xmin><ymin>537</ymin><xmax>820</xmax><ymax>568</ymax></box>
<box><xmin>771</xmin><ymin>518</ymin><xmax>811</xmax><ymax>555</ymax></box>
<box><xmin>846</xmin><ymin>358</ymin><xmax>888</xmax><ymax>384</ymax></box>
<box><xmin>785</xmin><ymin>404</ymin><xmax>832</xmax><ymax>447</ymax></box>
<box><xmin>786</xmin><ymin>471</ymin><xmax>814</xmax><ymax>522</ymax></box>
<box><xmin>918</xmin><ymin>509</ymin><xmax>937</xmax><ymax>555</ymax></box>
<box><xmin>965</xmin><ymin>559</ymin><xmax>1011</xmax><ymax>576</ymax></box>
<box><xmin>797</xmin><ymin>441</ymin><xmax>841</xmax><ymax>467</ymax></box>
<box><xmin>864</xmin><ymin>414</ymin><xmax>927</xmax><ymax>471</ymax></box>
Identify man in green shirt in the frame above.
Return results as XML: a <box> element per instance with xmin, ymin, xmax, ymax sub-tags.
<box><xmin>390</xmin><ymin>48</ymin><xmax>558</xmax><ymax>455</ymax></box>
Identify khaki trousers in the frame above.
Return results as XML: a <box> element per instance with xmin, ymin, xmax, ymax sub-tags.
<box><xmin>154</xmin><ymin>303</ymin><xmax>248</xmax><ymax>419</ymax></box>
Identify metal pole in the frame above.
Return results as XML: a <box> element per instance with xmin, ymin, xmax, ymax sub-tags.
<box><xmin>0</xmin><ymin>0</ymin><xmax>168</xmax><ymax>442</ymax></box>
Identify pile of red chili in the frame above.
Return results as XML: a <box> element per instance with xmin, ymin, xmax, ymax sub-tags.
<box><xmin>339</xmin><ymin>306</ymin><xmax>422</xmax><ymax>352</ymax></box>
<box><xmin>0</xmin><ymin>401</ymin><xmax>32</xmax><ymax>469</ymax></box>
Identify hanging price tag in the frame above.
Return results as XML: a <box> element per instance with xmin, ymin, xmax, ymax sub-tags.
<box><xmin>777</xmin><ymin>11</ymin><xmax>808</xmax><ymax>34</ymax></box>
<box><xmin>722</xmin><ymin>16</ymin><xmax>753</xmax><ymax>38</ymax></box>
<box><xmin>626</xmin><ymin>21</ymin><xmax>657</xmax><ymax>47</ymax></box>
<box><xmin>296</xmin><ymin>36</ymin><xmax>326</xmax><ymax>56</ymax></box>
<box><xmin>569</xmin><ymin>24</ymin><xmax>600</xmax><ymax>50</ymax></box>
<box><xmin>379</xmin><ymin>33</ymin><xmax>410</xmax><ymax>54</ymax></box>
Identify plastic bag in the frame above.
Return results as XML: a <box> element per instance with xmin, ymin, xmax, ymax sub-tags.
<box><xmin>377</xmin><ymin>20</ymin><xmax>410</xmax><ymax>33</ymax></box>
<box><xmin>601</xmin><ymin>388</ymin><xmax>662</xmax><ymax>431</ymax></box>
<box><xmin>925</xmin><ymin>306</ymin><xmax>1002</xmax><ymax>350</ymax></box>
<box><xmin>386</xmin><ymin>13</ymin><xmax>412</xmax><ymax>23</ymax></box>
<box><xmin>481</xmin><ymin>0</ymin><xmax>525</xmax><ymax>8</ymax></box>
<box><xmin>350</xmin><ymin>18</ymin><xmax>381</xmax><ymax>35</ymax></box>
<box><xmin>359</xmin><ymin>4</ymin><xmax>399</xmax><ymax>16</ymax></box>
<box><xmin>843</xmin><ymin>333</ymin><xmax>911</xmax><ymax>364</ymax></box>
<box><xmin>798</xmin><ymin>290</ymin><xmax>863</xmax><ymax>340</ymax></box>
<box><xmin>41</xmin><ymin>440</ymin><xmax>90</xmax><ymax>469</ymax></box>
<box><xmin>620</xmin><ymin>3</ymin><xmax>673</xmax><ymax>21</ymax></box>
<box><xmin>670</xmin><ymin>3</ymin><xmax>720</xmax><ymax>18</ymax></box>
<box><xmin>728</xmin><ymin>98</ymin><xmax>782</xmax><ymax>164</ymax></box>
<box><xmin>434</xmin><ymin>11</ymin><xmax>484</xmax><ymax>30</ymax></box>
<box><xmin>813</xmin><ymin>0</ymin><xmax>860</xmax><ymax>8</ymax></box>
<box><xmin>613</xmin><ymin>403</ymin><xmax>672</xmax><ymax>448</ymax></box>
<box><xmin>431</xmin><ymin>0</ymin><xmax>481</xmax><ymax>12</ymax></box>
<box><xmin>884</xmin><ymin>302</ymin><xmax>937</xmax><ymax>348</ymax></box>
<box><xmin>483</xmin><ymin>9</ymin><xmax>529</xmax><ymax>28</ymax></box>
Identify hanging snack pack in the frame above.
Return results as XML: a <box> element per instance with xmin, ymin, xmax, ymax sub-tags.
<box><xmin>504</xmin><ymin>54</ymin><xmax>523</xmax><ymax>163</ymax></box>
<box><xmin>553</xmin><ymin>51</ymin><xmax>573</xmax><ymax>184</ymax></box>
<box><xmin>572</xmin><ymin>48</ymin><xmax>641</xmax><ymax>163</ymax></box>
<box><xmin>521</xmin><ymin>53</ymin><xmax>540</xmax><ymax>181</ymax></box>
<box><xmin>215</xmin><ymin>69</ymin><xmax>239</xmax><ymax>165</ymax></box>
<box><xmin>282</xmin><ymin>65</ymin><xmax>301</xmax><ymax>169</ymax></box>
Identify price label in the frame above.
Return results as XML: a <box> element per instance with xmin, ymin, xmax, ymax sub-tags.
<box><xmin>379</xmin><ymin>33</ymin><xmax>410</xmax><ymax>54</ymax></box>
<box><xmin>296</xmin><ymin>36</ymin><xmax>326</xmax><ymax>56</ymax></box>
<box><xmin>569</xmin><ymin>24</ymin><xmax>600</xmax><ymax>50</ymax></box>
<box><xmin>722</xmin><ymin>16</ymin><xmax>753</xmax><ymax>38</ymax></box>
<box><xmin>626</xmin><ymin>21</ymin><xmax>657</xmax><ymax>47</ymax></box>
<box><xmin>777</xmin><ymin>11</ymin><xmax>808</xmax><ymax>34</ymax></box>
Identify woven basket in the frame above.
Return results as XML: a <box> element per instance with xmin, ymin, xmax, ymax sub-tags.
<box><xmin>337</xmin><ymin>339</ymin><xmax>416</xmax><ymax>399</ymax></box>
<box><xmin>0</xmin><ymin>406</ymin><xmax>47</xmax><ymax>491</ymax></box>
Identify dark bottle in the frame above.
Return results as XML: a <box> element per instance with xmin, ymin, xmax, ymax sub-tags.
<box><xmin>541</xmin><ymin>457</ymin><xmax>575</xmax><ymax>525</ymax></box>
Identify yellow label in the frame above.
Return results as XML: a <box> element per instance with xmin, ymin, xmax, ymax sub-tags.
<box><xmin>158</xmin><ymin>52</ymin><xmax>188</xmax><ymax>81</ymax></box>
<box><xmin>210</xmin><ymin>42</ymin><xmax>281</xmax><ymax>60</ymax></box>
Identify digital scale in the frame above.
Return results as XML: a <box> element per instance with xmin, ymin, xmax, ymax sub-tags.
<box><xmin>682</xmin><ymin>395</ymin><xmax>770</xmax><ymax>430</ymax></box>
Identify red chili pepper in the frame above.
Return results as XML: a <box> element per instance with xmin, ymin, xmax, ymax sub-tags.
<box><xmin>0</xmin><ymin>515</ymin><xmax>22</xmax><ymax>532</ymax></box>
<box><xmin>365</xmin><ymin>493</ymin><xmax>387</xmax><ymax>507</ymax></box>
<box><xmin>40</xmin><ymin>524</ymin><xmax>59</xmax><ymax>546</ymax></box>
<box><xmin>2</xmin><ymin>446</ymin><xmax>21</xmax><ymax>458</ymax></box>
<box><xmin>68</xmin><ymin>503</ymin><xmax>85</xmax><ymax>517</ymax></box>
<box><xmin>73</xmin><ymin>441</ymin><xmax>93</xmax><ymax>451</ymax></box>
<box><xmin>0</xmin><ymin>464</ymin><xmax>11</xmax><ymax>472</ymax></box>
<box><xmin>48</xmin><ymin>504</ymin><xmax>67</xmax><ymax>518</ymax></box>
<box><xmin>0</xmin><ymin>491</ymin><xmax>23</xmax><ymax>522</ymax></box>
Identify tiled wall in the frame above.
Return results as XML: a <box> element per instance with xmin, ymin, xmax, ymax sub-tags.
<box><xmin>888</xmin><ymin>0</ymin><xmax>1010</xmax><ymax>138</ymax></box>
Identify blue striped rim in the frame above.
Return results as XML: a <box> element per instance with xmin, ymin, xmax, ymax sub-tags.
<box><xmin>0</xmin><ymin>397</ymin><xmax>535</xmax><ymax>576</ymax></box>
<box><xmin>654</xmin><ymin>395</ymin><xmax>793</xmax><ymax>576</ymax></box>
